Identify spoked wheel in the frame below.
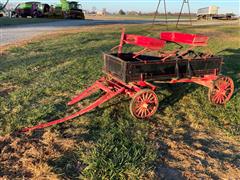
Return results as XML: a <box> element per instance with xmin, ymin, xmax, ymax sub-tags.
<box><xmin>208</xmin><ymin>76</ymin><xmax>234</xmax><ymax>105</ymax></box>
<box><xmin>130</xmin><ymin>89</ymin><xmax>159</xmax><ymax>119</ymax></box>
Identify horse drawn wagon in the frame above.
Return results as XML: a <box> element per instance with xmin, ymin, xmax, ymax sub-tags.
<box><xmin>22</xmin><ymin>29</ymin><xmax>234</xmax><ymax>131</ymax></box>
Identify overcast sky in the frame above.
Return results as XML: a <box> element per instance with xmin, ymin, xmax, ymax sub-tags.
<box><xmin>7</xmin><ymin>0</ymin><xmax>240</xmax><ymax>14</ymax></box>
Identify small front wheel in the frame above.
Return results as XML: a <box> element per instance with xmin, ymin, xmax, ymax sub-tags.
<box><xmin>208</xmin><ymin>76</ymin><xmax>234</xmax><ymax>105</ymax></box>
<box><xmin>130</xmin><ymin>89</ymin><xmax>159</xmax><ymax>119</ymax></box>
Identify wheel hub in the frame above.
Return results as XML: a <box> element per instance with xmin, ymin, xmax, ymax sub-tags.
<box><xmin>141</xmin><ymin>102</ymin><xmax>148</xmax><ymax>109</ymax></box>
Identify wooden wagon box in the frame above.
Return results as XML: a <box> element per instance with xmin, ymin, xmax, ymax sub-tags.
<box><xmin>103</xmin><ymin>53</ymin><xmax>223</xmax><ymax>83</ymax></box>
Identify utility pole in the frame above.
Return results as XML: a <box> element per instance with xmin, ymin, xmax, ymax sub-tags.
<box><xmin>152</xmin><ymin>0</ymin><xmax>168</xmax><ymax>29</ymax></box>
<box><xmin>176</xmin><ymin>0</ymin><xmax>192</xmax><ymax>28</ymax></box>
<box><xmin>0</xmin><ymin>0</ymin><xmax>9</xmax><ymax>10</ymax></box>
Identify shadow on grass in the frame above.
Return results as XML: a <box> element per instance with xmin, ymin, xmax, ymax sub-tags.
<box><xmin>220</xmin><ymin>48</ymin><xmax>240</xmax><ymax>94</ymax></box>
<box><xmin>1</xmin><ymin>79</ymin><xmax>238</xmax><ymax>178</ymax></box>
<box><xmin>45</xmin><ymin>83</ymin><xmax>197</xmax><ymax>179</ymax></box>
<box><xmin>155</xmin><ymin>83</ymin><xmax>198</xmax><ymax>111</ymax></box>
<box><xmin>44</xmin><ymin>98</ymin><xmax>186</xmax><ymax>179</ymax></box>
<box><xmin>182</xmin><ymin>128</ymin><xmax>240</xmax><ymax>166</ymax></box>
<box><xmin>149</xmin><ymin>114</ymin><xmax>239</xmax><ymax>179</ymax></box>
<box><xmin>35</xmin><ymin>76</ymin><xmax>238</xmax><ymax>178</ymax></box>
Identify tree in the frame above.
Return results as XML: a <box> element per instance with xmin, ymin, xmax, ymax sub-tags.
<box><xmin>119</xmin><ymin>9</ymin><xmax>126</xmax><ymax>15</ymax></box>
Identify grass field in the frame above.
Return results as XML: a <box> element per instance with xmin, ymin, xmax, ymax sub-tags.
<box><xmin>0</xmin><ymin>24</ymin><xmax>239</xmax><ymax>179</ymax></box>
<box><xmin>0</xmin><ymin>17</ymin><xmax>60</xmax><ymax>26</ymax></box>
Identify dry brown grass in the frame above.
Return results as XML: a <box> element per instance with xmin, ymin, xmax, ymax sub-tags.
<box><xmin>0</xmin><ymin>130</ymin><xmax>76</xmax><ymax>179</ymax></box>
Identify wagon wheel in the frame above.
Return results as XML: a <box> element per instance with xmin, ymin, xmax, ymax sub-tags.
<box><xmin>208</xmin><ymin>76</ymin><xmax>234</xmax><ymax>105</ymax></box>
<box><xmin>130</xmin><ymin>89</ymin><xmax>159</xmax><ymax>119</ymax></box>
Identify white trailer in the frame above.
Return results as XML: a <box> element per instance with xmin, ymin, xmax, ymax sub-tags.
<box><xmin>197</xmin><ymin>6</ymin><xmax>219</xmax><ymax>20</ymax></box>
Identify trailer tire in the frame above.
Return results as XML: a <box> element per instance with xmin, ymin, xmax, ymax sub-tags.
<box><xmin>130</xmin><ymin>89</ymin><xmax>159</xmax><ymax>119</ymax></box>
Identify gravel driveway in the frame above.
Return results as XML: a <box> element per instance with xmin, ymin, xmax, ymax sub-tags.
<box><xmin>0</xmin><ymin>18</ymin><xmax>237</xmax><ymax>46</ymax></box>
<box><xmin>0</xmin><ymin>19</ymin><xmax>159</xmax><ymax>46</ymax></box>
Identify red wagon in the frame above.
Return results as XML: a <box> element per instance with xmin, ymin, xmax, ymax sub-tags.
<box><xmin>22</xmin><ymin>30</ymin><xmax>234</xmax><ymax>132</ymax></box>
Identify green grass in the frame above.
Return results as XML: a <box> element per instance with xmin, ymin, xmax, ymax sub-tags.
<box><xmin>0</xmin><ymin>17</ymin><xmax>60</xmax><ymax>26</ymax></box>
<box><xmin>0</xmin><ymin>24</ymin><xmax>239</xmax><ymax>178</ymax></box>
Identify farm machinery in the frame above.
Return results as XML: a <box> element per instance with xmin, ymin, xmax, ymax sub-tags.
<box><xmin>22</xmin><ymin>29</ymin><xmax>234</xmax><ymax>132</ymax></box>
<box><xmin>12</xmin><ymin>2</ymin><xmax>50</xmax><ymax>18</ymax></box>
<box><xmin>47</xmin><ymin>0</ymin><xmax>85</xmax><ymax>19</ymax></box>
<box><xmin>57</xmin><ymin>0</ymin><xmax>85</xmax><ymax>19</ymax></box>
<box><xmin>11</xmin><ymin>1</ymin><xmax>85</xmax><ymax>19</ymax></box>
<box><xmin>197</xmin><ymin>6</ymin><xmax>238</xmax><ymax>20</ymax></box>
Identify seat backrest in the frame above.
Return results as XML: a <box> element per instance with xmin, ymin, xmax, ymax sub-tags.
<box><xmin>160</xmin><ymin>32</ymin><xmax>208</xmax><ymax>46</ymax></box>
<box><xmin>118</xmin><ymin>29</ymin><xmax>166</xmax><ymax>54</ymax></box>
<box><xmin>124</xmin><ymin>34</ymin><xmax>166</xmax><ymax>50</ymax></box>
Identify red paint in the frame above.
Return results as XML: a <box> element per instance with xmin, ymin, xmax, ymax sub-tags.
<box><xmin>160</xmin><ymin>32</ymin><xmax>208</xmax><ymax>46</ymax></box>
<box><xmin>169</xmin><ymin>75</ymin><xmax>218</xmax><ymax>88</ymax></box>
<box><xmin>117</xmin><ymin>28</ymin><xmax>165</xmax><ymax>56</ymax></box>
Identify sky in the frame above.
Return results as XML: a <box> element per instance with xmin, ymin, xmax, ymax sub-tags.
<box><xmin>6</xmin><ymin>0</ymin><xmax>240</xmax><ymax>14</ymax></box>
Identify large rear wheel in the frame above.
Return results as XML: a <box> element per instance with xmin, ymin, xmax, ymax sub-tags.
<box><xmin>130</xmin><ymin>89</ymin><xmax>159</xmax><ymax>119</ymax></box>
<box><xmin>208</xmin><ymin>76</ymin><xmax>234</xmax><ymax>105</ymax></box>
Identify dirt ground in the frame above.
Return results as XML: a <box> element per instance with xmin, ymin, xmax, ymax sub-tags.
<box><xmin>0</xmin><ymin>121</ymin><xmax>239</xmax><ymax>179</ymax></box>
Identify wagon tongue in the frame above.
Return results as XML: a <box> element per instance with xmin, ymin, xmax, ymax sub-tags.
<box><xmin>21</xmin><ymin>77</ymin><xmax>124</xmax><ymax>132</ymax></box>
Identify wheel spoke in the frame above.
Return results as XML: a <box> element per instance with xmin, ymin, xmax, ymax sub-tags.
<box><xmin>222</xmin><ymin>93</ymin><xmax>227</xmax><ymax>99</ymax></box>
<box><xmin>215</xmin><ymin>93</ymin><xmax>222</xmax><ymax>104</ymax></box>
<box><xmin>145</xmin><ymin>93</ymin><xmax>150</xmax><ymax>100</ymax></box>
<box><xmin>145</xmin><ymin>94</ymin><xmax>149</xmax><ymax>101</ymax></box>
<box><xmin>140</xmin><ymin>109</ymin><xmax>145</xmax><ymax>117</ymax></box>
<box><xmin>219</xmin><ymin>95</ymin><xmax>225</xmax><ymax>104</ymax></box>
<box><xmin>215</xmin><ymin>82</ymin><xmax>221</xmax><ymax>90</ymax></box>
<box><xmin>148</xmin><ymin>106</ymin><xmax>154</xmax><ymax>112</ymax></box>
<box><xmin>138</xmin><ymin>96</ymin><xmax>143</xmax><ymax>102</ymax></box>
<box><xmin>213</xmin><ymin>94</ymin><xmax>219</xmax><ymax>102</ymax></box>
<box><xmin>146</xmin><ymin>108</ymin><xmax>151</xmax><ymax>115</ymax></box>
<box><xmin>143</xmin><ymin>109</ymin><xmax>147</xmax><ymax>117</ymax></box>
<box><xmin>225</xmin><ymin>86</ymin><xmax>232</xmax><ymax>91</ymax></box>
<box><xmin>135</xmin><ymin>106</ymin><xmax>141</xmax><ymax>113</ymax></box>
<box><xmin>136</xmin><ymin>108</ymin><xmax>142</xmax><ymax>116</ymax></box>
<box><xmin>216</xmin><ymin>95</ymin><xmax>221</xmax><ymax>104</ymax></box>
<box><xmin>142</xmin><ymin>93</ymin><xmax>146</xmax><ymax>101</ymax></box>
<box><xmin>148</xmin><ymin>94</ymin><xmax>154</xmax><ymax>101</ymax></box>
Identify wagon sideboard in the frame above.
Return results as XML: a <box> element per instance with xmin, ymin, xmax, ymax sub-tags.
<box><xmin>103</xmin><ymin>53</ymin><xmax>223</xmax><ymax>83</ymax></box>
